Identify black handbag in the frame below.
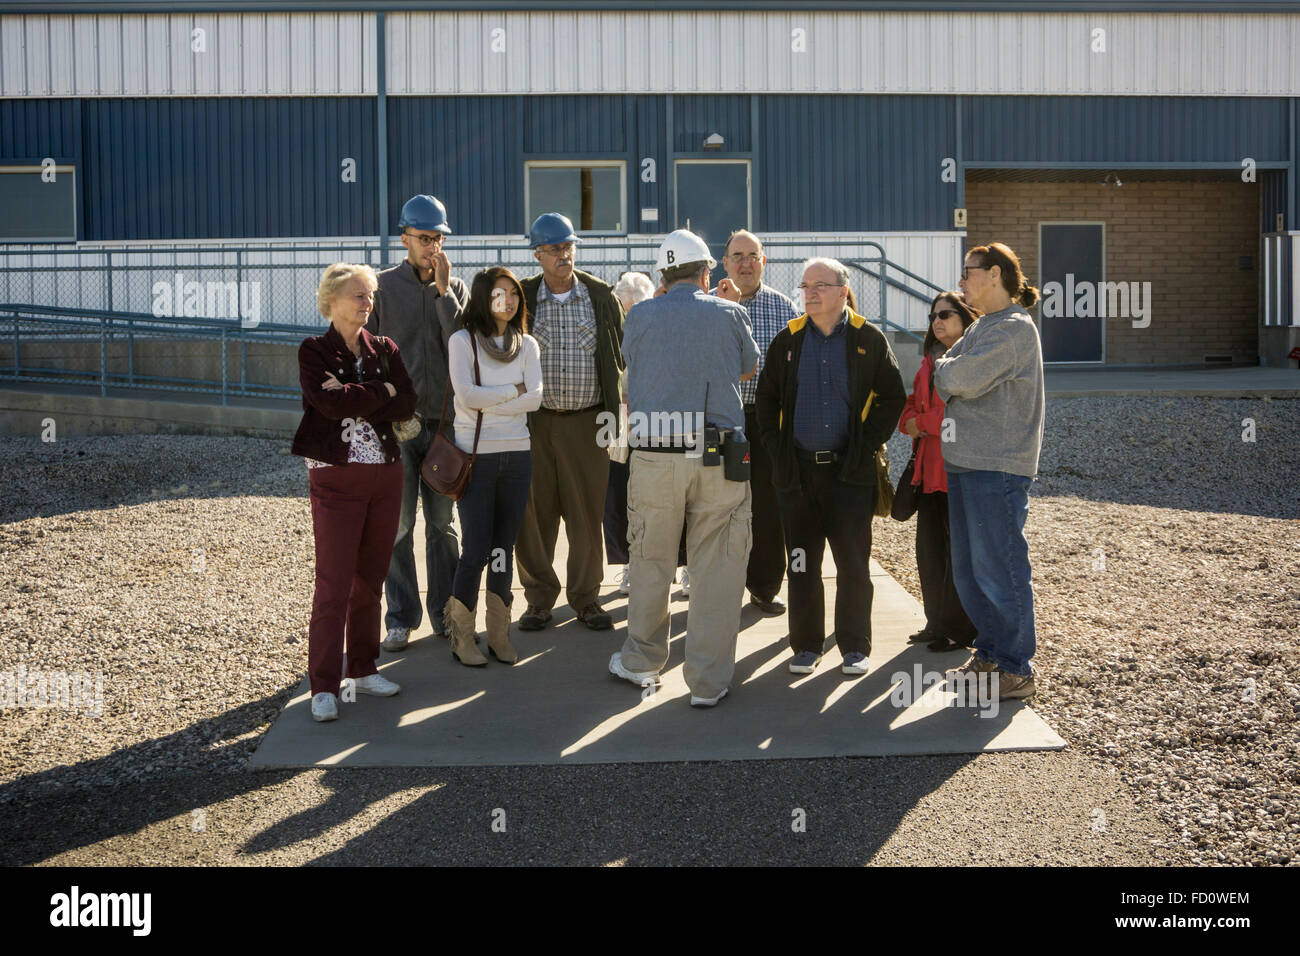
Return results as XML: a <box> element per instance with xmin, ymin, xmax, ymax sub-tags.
<box><xmin>890</xmin><ymin>440</ymin><xmax>921</xmax><ymax>521</ymax></box>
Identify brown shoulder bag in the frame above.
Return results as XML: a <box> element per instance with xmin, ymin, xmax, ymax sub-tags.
<box><xmin>420</xmin><ymin>333</ymin><xmax>482</xmax><ymax>501</ymax></box>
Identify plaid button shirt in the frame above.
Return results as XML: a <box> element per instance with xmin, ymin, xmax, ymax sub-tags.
<box><xmin>730</xmin><ymin>284</ymin><xmax>798</xmax><ymax>406</ymax></box>
<box><xmin>533</xmin><ymin>279</ymin><xmax>602</xmax><ymax>412</ymax></box>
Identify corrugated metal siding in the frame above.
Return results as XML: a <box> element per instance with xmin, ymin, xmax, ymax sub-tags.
<box><xmin>386</xmin><ymin>97</ymin><xmax>520</xmax><ymax>237</ymax></box>
<box><xmin>0</xmin><ymin>13</ymin><xmax>374</xmax><ymax>96</ymax></box>
<box><xmin>5</xmin><ymin>10</ymin><xmax>1300</xmax><ymax>98</ymax></box>
<box><xmin>381</xmin><ymin>10</ymin><xmax>1300</xmax><ymax>97</ymax></box>
<box><xmin>634</xmin><ymin>95</ymin><xmax>666</xmax><ymax>230</ymax></box>
<box><xmin>760</xmin><ymin>95</ymin><xmax>956</xmax><ymax>232</ymax></box>
<box><xmin>523</xmin><ymin>95</ymin><xmax>627</xmax><ymax>153</ymax></box>
<box><xmin>1260</xmin><ymin>170</ymin><xmax>1289</xmax><ymax>233</ymax></box>
<box><xmin>0</xmin><ymin>97</ymin><xmax>79</xmax><ymax>157</ymax></box>
<box><xmin>77</xmin><ymin>98</ymin><xmax>376</xmax><ymax>240</ymax></box>
<box><xmin>674</xmin><ymin>95</ymin><xmax>751</xmax><ymax>153</ymax></box>
<box><xmin>964</xmin><ymin>96</ymin><xmax>1292</xmax><ymax>164</ymax></box>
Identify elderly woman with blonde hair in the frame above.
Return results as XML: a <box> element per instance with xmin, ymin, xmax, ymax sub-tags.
<box><xmin>291</xmin><ymin>262</ymin><xmax>418</xmax><ymax>722</ymax></box>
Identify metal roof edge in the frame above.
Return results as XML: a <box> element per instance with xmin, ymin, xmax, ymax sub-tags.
<box><xmin>3</xmin><ymin>1</ymin><xmax>1300</xmax><ymax>15</ymax></box>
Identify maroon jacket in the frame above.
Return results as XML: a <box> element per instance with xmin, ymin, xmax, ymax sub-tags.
<box><xmin>290</xmin><ymin>323</ymin><xmax>418</xmax><ymax>466</ymax></box>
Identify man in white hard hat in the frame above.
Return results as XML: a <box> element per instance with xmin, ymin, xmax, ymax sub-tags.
<box><xmin>608</xmin><ymin>229</ymin><xmax>760</xmax><ymax>707</ymax></box>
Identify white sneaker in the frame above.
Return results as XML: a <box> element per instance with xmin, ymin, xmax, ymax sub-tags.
<box><xmin>352</xmin><ymin>673</ymin><xmax>401</xmax><ymax>697</ymax></box>
<box><xmin>382</xmin><ymin>627</ymin><xmax>410</xmax><ymax>652</ymax></box>
<box><xmin>609</xmin><ymin>651</ymin><xmax>661</xmax><ymax>688</ymax></box>
<box><xmin>618</xmin><ymin>566</ymin><xmax>631</xmax><ymax>595</ymax></box>
<box><xmin>690</xmin><ymin>687</ymin><xmax>729</xmax><ymax>708</ymax></box>
<box><xmin>311</xmin><ymin>692</ymin><xmax>338</xmax><ymax>722</ymax></box>
<box><xmin>678</xmin><ymin>567</ymin><xmax>691</xmax><ymax>596</ymax></box>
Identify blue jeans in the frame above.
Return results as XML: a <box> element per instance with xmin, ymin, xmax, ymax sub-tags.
<box><xmin>946</xmin><ymin>469</ymin><xmax>1037</xmax><ymax>676</ymax></box>
<box><xmin>452</xmin><ymin>450</ymin><xmax>533</xmax><ymax>611</ymax></box>
<box><xmin>384</xmin><ymin>420</ymin><xmax>458</xmax><ymax>633</ymax></box>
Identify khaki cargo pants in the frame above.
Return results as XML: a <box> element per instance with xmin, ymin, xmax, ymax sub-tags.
<box><xmin>619</xmin><ymin>449</ymin><xmax>752</xmax><ymax>700</ymax></box>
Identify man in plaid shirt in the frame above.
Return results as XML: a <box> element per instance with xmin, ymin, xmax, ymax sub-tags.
<box><xmin>516</xmin><ymin>213</ymin><xmax>626</xmax><ymax>632</ymax></box>
<box><xmin>714</xmin><ymin>230</ymin><xmax>798</xmax><ymax>616</ymax></box>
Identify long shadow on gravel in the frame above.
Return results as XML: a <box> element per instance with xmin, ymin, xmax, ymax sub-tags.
<box><xmin>242</xmin><ymin>754</ymin><xmax>979</xmax><ymax>866</ymax></box>
<box><xmin>0</xmin><ymin>693</ymin><xmax>294</xmax><ymax>866</ymax></box>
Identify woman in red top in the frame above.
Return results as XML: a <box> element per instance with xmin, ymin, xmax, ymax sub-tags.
<box><xmin>898</xmin><ymin>292</ymin><xmax>980</xmax><ymax>652</ymax></box>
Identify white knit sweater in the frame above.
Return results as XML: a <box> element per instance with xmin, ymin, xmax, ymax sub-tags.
<box><xmin>448</xmin><ymin>329</ymin><xmax>543</xmax><ymax>454</ymax></box>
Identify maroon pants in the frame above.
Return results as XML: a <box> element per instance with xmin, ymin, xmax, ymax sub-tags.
<box><xmin>307</xmin><ymin>462</ymin><xmax>403</xmax><ymax>696</ymax></box>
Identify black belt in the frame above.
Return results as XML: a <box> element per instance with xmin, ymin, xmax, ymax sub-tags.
<box><xmin>796</xmin><ymin>448</ymin><xmax>843</xmax><ymax>465</ymax></box>
<box><xmin>635</xmin><ymin>438</ymin><xmax>698</xmax><ymax>454</ymax></box>
<box><xmin>538</xmin><ymin>404</ymin><xmax>600</xmax><ymax>416</ymax></box>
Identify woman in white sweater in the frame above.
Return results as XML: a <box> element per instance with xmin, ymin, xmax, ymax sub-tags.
<box><xmin>443</xmin><ymin>267</ymin><xmax>543</xmax><ymax>666</ymax></box>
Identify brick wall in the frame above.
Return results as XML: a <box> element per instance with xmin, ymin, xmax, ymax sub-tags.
<box><xmin>966</xmin><ymin>180</ymin><xmax>1259</xmax><ymax>365</ymax></box>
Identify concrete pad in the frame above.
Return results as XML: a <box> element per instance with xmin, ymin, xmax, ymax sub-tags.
<box><xmin>251</xmin><ymin>509</ymin><xmax>1065</xmax><ymax>769</ymax></box>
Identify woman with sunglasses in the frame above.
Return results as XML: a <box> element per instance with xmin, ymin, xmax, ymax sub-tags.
<box><xmin>900</xmin><ymin>292</ymin><xmax>980</xmax><ymax>653</ymax></box>
<box><xmin>934</xmin><ymin>242</ymin><xmax>1045</xmax><ymax>701</ymax></box>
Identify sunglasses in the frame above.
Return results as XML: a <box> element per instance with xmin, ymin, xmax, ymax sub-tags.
<box><xmin>960</xmin><ymin>264</ymin><xmax>991</xmax><ymax>280</ymax></box>
<box><xmin>929</xmin><ymin>309</ymin><xmax>960</xmax><ymax>322</ymax></box>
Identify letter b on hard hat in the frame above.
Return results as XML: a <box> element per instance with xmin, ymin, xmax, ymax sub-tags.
<box><xmin>399</xmin><ymin>195</ymin><xmax>452</xmax><ymax>234</ymax></box>
<box><xmin>529</xmin><ymin>212</ymin><xmax>582</xmax><ymax>248</ymax></box>
<box><xmin>655</xmin><ymin>229</ymin><xmax>715</xmax><ymax>274</ymax></box>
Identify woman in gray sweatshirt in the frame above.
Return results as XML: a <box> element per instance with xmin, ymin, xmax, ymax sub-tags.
<box><xmin>932</xmin><ymin>242</ymin><xmax>1045</xmax><ymax>701</ymax></box>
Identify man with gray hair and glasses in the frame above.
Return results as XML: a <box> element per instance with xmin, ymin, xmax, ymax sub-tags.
<box><xmin>714</xmin><ymin>229</ymin><xmax>798</xmax><ymax>616</ymax></box>
<box><xmin>755</xmin><ymin>257</ymin><xmax>905</xmax><ymax>678</ymax></box>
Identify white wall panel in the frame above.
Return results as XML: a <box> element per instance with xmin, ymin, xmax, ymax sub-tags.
<box><xmin>0</xmin><ymin>11</ymin><xmax>1296</xmax><ymax>98</ymax></box>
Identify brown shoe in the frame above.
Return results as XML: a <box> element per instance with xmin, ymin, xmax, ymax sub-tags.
<box><xmin>995</xmin><ymin>669</ymin><xmax>1036</xmax><ymax>700</ymax></box>
<box><xmin>576</xmin><ymin>602</ymin><xmax>612</xmax><ymax>630</ymax></box>
<box><xmin>948</xmin><ymin>654</ymin><xmax>998</xmax><ymax>677</ymax></box>
<box><xmin>518</xmin><ymin>605</ymin><xmax>552</xmax><ymax>631</ymax></box>
<box><xmin>443</xmin><ymin>596</ymin><xmax>487</xmax><ymax>667</ymax></box>
<box><xmin>484</xmin><ymin>591</ymin><xmax>518</xmax><ymax>665</ymax></box>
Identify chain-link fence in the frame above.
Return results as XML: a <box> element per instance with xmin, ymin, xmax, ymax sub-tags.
<box><xmin>0</xmin><ymin>238</ymin><xmax>913</xmax><ymax>331</ymax></box>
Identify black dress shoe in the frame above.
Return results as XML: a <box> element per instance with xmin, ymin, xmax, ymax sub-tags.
<box><xmin>927</xmin><ymin>635</ymin><xmax>966</xmax><ymax>652</ymax></box>
<box><xmin>750</xmin><ymin>594</ymin><xmax>786</xmax><ymax>615</ymax></box>
<box><xmin>907</xmin><ymin>628</ymin><xmax>936</xmax><ymax>643</ymax></box>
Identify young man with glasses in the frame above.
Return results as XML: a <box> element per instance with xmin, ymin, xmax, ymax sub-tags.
<box><xmin>713</xmin><ymin>230</ymin><xmax>798</xmax><ymax>617</ymax></box>
<box><xmin>514</xmin><ymin>212</ymin><xmax>626</xmax><ymax>632</ymax></box>
<box><xmin>370</xmin><ymin>194</ymin><xmax>469</xmax><ymax>651</ymax></box>
<box><xmin>755</xmin><ymin>258</ymin><xmax>906</xmax><ymax>677</ymax></box>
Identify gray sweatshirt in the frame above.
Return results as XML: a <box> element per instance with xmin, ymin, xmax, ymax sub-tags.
<box><xmin>369</xmin><ymin>260</ymin><xmax>469</xmax><ymax>422</ymax></box>
<box><xmin>932</xmin><ymin>304</ymin><xmax>1045</xmax><ymax>478</ymax></box>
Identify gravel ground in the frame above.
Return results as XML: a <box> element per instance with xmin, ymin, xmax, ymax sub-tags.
<box><xmin>0</xmin><ymin>395</ymin><xmax>1295</xmax><ymax>865</ymax></box>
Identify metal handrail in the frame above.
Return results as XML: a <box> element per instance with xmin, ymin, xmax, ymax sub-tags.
<box><xmin>1</xmin><ymin>304</ymin><xmax>305</xmax><ymax>404</ymax></box>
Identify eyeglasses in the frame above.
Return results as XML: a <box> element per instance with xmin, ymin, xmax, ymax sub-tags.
<box><xmin>404</xmin><ymin>232</ymin><xmax>444</xmax><ymax>248</ymax></box>
<box><xmin>537</xmin><ymin>243</ymin><xmax>575</xmax><ymax>257</ymax></box>
<box><xmin>929</xmin><ymin>309</ymin><xmax>959</xmax><ymax>322</ymax></box>
<box><xmin>960</xmin><ymin>264</ymin><xmax>991</xmax><ymax>280</ymax></box>
<box><xmin>799</xmin><ymin>282</ymin><xmax>845</xmax><ymax>294</ymax></box>
<box><xmin>727</xmin><ymin>253</ymin><xmax>761</xmax><ymax>264</ymax></box>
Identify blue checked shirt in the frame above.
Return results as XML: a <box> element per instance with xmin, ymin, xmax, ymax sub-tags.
<box><xmin>793</xmin><ymin>310</ymin><xmax>851</xmax><ymax>452</ymax></box>
<box><xmin>533</xmin><ymin>279</ymin><xmax>602</xmax><ymax>412</ymax></box>
<box><xmin>717</xmin><ymin>284</ymin><xmax>798</xmax><ymax>406</ymax></box>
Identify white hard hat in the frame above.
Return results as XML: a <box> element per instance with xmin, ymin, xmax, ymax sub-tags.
<box><xmin>654</xmin><ymin>229</ymin><xmax>716</xmax><ymax>274</ymax></box>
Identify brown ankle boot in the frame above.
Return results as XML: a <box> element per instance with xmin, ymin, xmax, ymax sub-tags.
<box><xmin>443</xmin><ymin>596</ymin><xmax>487</xmax><ymax>667</ymax></box>
<box><xmin>484</xmin><ymin>591</ymin><xmax>518</xmax><ymax>664</ymax></box>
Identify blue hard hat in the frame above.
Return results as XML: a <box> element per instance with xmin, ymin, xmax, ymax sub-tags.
<box><xmin>398</xmin><ymin>195</ymin><xmax>452</xmax><ymax>235</ymax></box>
<box><xmin>528</xmin><ymin>212</ymin><xmax>582</xmax><ymax>248</ymax></box>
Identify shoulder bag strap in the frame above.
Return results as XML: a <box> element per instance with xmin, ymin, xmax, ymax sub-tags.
<box><xmin>469</xmin><ymin>332</ymin><xmax>484</xmax><ymax>458</ymax></box>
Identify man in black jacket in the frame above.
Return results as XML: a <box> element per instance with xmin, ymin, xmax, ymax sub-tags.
<box><xmin>755</xmin><ymin>257</ymin><xmax>906</xmax><ymax>677</ymax></box>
